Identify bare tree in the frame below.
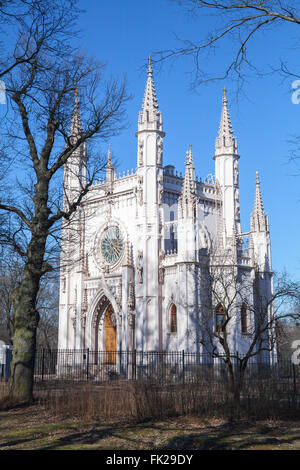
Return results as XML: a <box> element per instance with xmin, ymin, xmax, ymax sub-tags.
<box><xmin>0</xmin><ymin>253</ymin><xmax>58</xmax><ymax>349</ymax></box>
<box><xmin>36</xmin><ymin>274</ymin><xmax>59</xmax><ymax>350</ymax></box>
<box><xmin>199</xmin><ymin>245</ymin><xmax>300</xmax><ymax>403</ymax></box>
<box><xmin>0</xmin><ymin>0</ymin><xmax>129</xmax><ymax>403</ymax></box>
<box><xmin>159</xmin><ymin>1</ymin><xmax>300</xmax><ymax>88</ymax></box>
<box><xmin>0</xmin><ymin>254</ymin><xmax>23</xmax><ymax>345</ymax></box>
<box><xmin>276</xmin><ymin>310</ymin><xmax>300</xmax><ymax>359</ymax></box>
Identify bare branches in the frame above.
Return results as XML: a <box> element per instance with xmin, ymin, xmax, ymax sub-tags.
<box><xmin>199</xmin><ymin>243</ymin><xmax>300</xmax><ymax>362</ymax></box>
<box><xmin>196</xmin><ymin>242</ymin><xmax>300</xmax><ymax>401</ymax></box>
<box><xmin>0</xmin><ymin>0</ymin><xmax>81</xmax><ymax>79</ymax></box>
<box><xmin>0</xmin><ymin>7</ymin><xmax>129</xmax><ymax>267</ymax></box>
<box><xmin>0</xmin><ymin>203</ymin><xmax>31</xmax><ymax>228</ymax></box>
<box><xmin>158</xmin><ymin>1</ymin><xmax>300</xmax><ymax>85</ymax></box>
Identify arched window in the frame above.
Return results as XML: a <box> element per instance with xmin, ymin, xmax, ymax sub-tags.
<box><xmin>216</xmin><ymin>304</ymin><xmax>225</xmax><ymax>332</ymax></box>
<box><xmin>170</xmin><ymin>304</ymin><xmax>177</xmax><ymax>333</ymax></box>
<box><xmin>241</xmin><ymin>303</ymin><xmax>248</xmax><ymax>334</ymax></box>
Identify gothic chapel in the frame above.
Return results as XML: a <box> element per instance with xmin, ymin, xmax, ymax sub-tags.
<box><xmin>58</xmin><ymin>60</ymin><xmax>274</xmax><ymax>361</ymax></box>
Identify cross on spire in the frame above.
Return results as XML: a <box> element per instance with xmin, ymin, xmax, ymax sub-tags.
<box><xmin>137</xmin><ymin>53</ymin><xmax>164</xmax><ymax>136</ymax></box>
<box><xmin>140</xmin><ymin>55</ymin><xmax>159</xmax><ymax>117</ymax></box>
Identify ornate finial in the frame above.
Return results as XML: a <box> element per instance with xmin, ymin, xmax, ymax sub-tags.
<box><xmin>107</xmin><ymin>144</ymin><xmax>113</xmax><ymax>168</ymax></box>
<box><xmin>147</xmin><ymin>55</ymin><xmax>152</xmax><ymax>69</ymax></box>
<box><xmin>185</xmin><ymin>144</ymin><xmax>193</xmax><ymax>164</ymax></box>
<box><xmin>215</xmin><ymin>85</ymin><xmax>236</xmax><ymax>156</ymax></box>
<box><xmin>74</xmin><ymin>87</ymin><xmax>79</xmax><ymax>107</ymax></box>
<box><xmin>252</xmin><ymin>170</ymin><xmax>266</xmax><ymax>232</ymax></box>
<box><xmin>70</xmin><ymin>86</ymin><xmax>82</xmax><ymax>137</ymax></box>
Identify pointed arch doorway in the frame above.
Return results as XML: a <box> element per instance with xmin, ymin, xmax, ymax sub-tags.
<box><xmin>104</xmin><ymin>304</ymin><xmax>116</xmax><ymax>364</ymax></box>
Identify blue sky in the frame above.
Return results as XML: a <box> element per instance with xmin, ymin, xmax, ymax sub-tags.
<box><xmin>2</xmin><ymin>0</ymin><xmax>300</xmax><ymax>278</ymax></box>
<box><xmin>78</xmin><ymin>0</ymin><xmax>300</xmax><ymax>278</ymax></box>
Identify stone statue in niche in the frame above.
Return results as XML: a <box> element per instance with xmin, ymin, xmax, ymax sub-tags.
<box><xmin>157</xmin><ymin>137</ymin><xmax>163</xmax><ymax>165</ymax></box>
<box><xmin>136</xmin><ymin>176</ymin><xmax>143</xmax><ymax>206</ymax></box>
<box><xmin>138</xmin><ymin>140</ymin><xmax>144</xmax><ymax>166</ymax></box>
<box><xmin>159</xmin><ymin>249</ymin><xmax>165</xmax><ymax>263</ymax></box>
<box><xmin>234</xmin><ymin>189</ymin><xmax>240</xmax><ymax>220</ymax></box>
<box><xmin>81</xmin><ymin>313</ymin><xmax>86</xmax><ymax>328</ymax></box>
<box><xmin>234</xmin><ymin>160</ymin><xmax>239</xmax><ymax>186</ymax></box>
<box><xmin>128</xmin><ymin>311</ymin><xmax>135</xmax><ymax>329</ymax></box>
<box><xmin>158</xmin><ymin>267</ymin><xmax>165</xmax><ymax>285</ymax></box>
<box><xmin>157</xmin><ymin>174</ymin><xmax>163</xmax><ymax>205</ymax></box>
<box><xmin>137</xmin><ymin>250</ymin><xmax>143</xmax><ymax>283</ymax></box>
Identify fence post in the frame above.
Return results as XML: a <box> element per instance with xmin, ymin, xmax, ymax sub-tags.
<box><xmin>41</xmin><ymin>348</ymin><xmax>45</xmax><ymax>382</ymax></box>
<box><xmin>86</xmin><ymin>348</ymin><xmax>89</xmax><ymax>381</ymax></box>
<box><xmin>134</xmin><ymin>349</ymin><xmax>136</xmax><ymax>380</ymax></box>
<box><xmin>292</xmin><ymin>362</ymin><xmax>296</xmax><ymax>396</ymax></box>
<box><xmin>182</xmin><ymin>350</ymin><xmax>185</xmax><ymax>383</ymax></box>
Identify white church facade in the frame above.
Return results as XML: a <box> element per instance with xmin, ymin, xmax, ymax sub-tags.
<box><xmin>58</xmin><ymin>61</ymin><xmax>275</xmax><ymax>363</ymax></box>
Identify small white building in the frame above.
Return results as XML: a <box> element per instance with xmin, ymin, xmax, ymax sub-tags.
<box><xmin>58</xmin><ymin>62</ymin><xmax>274</xmax><ymax>363</ymax></box>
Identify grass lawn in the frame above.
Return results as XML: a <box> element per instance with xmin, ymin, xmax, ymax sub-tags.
<box><xmin>1</xmin><ymin>405</ymin><xmax>300</xmax><ymax>450</ymax></box>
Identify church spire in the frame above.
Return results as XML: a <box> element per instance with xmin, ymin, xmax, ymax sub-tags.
<box><xmin>251</xmin><ymin>172</ymin><xmax>267</xmax><ymax>232</ymax></box>
<box><xmin>70</xmin><ymin>89</ymin><xmax>82</xmax><ymax>142</ymax></box>
<box><xmin>64</xmin><ymin>89</ymin><xmax>87</xmax><ymax>204</ymax></box>
<box><xmin>215</xmin><ymin>88</ymin><xmax>238</xmax><ymax>156</ymax></box>
<box><xmin>142</xmin><ymin>57</ymin><xmax>159</xmax><ymax>115</ymax></box>
<box><xmin>137</xmin><ymin>56</ymin><xmax>163</xmax><ymax>133</ymax></box>
<box><xmin>179</xmin><ymin>145</ymin><xmax>196</xmax><ymax>218</ymax></box>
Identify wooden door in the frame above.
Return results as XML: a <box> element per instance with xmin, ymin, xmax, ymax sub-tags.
<box><xmin>104</xmin><ymin>304</ymin><xmax>116</xmax><ymax>364</ymax></box>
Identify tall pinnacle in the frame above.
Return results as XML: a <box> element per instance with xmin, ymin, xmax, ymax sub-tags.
<box><xmin>179</xmin><ymin>145</ymin><xmax>196</xmax><ymax>217</ymax></box>
<box><xmin>215</xmin><ymin>88</ymin><xmax>238</xmax><ymax>156</ymax></box>
<box><xmin>64</xmin><ymin>89</ymin><xmax>87</xmax><ymax>197</ymax></box>
<box><xmin>137</xmin><ymin>56</ymin><xmax>163</xmax><ymax>133</ymax></box>
<box><xmin>252</xmin><ymin>172</ymin><xmax>267</xmax><ymax>232</ymax></box>
<box><xmin>106</xmin><ymin>144</ymin><xmax>114</xmax><ymax>184</ymax></box>
<box><xmin>106</xmin><ymin>144</ymin><xmax>113</xmax><ymax>168</ymax></box>
<box><xmin>142</xmin><ymin>56</ymin><xmax>159</xmax><ymax>115</ymax></box>
<box><xmin>70</xmin><ymin>89</ymin><xmax>82</xmax><ymax>140</ymax></box>
<box><xmin>182</xmin><ymin>144</ymin><xmax>195</xmax><ymax>197</ymax></box>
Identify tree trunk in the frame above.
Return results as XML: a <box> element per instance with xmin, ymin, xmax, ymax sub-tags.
<box><xmin>9</xmin><ymin>220</ymin><xmax>47</xmax><ymax>402</ymax></box>
<box><xmin>9</xmin><ymin>315</ymin><xmax>38</xmax><ymax>403</ymax></box>
<box><xmin>9</xmin><ymin>277</ymin><xmax>40</xmax><ymax>403</ymax></box>
<box><xmin>226</xmin><ymin>362</ymin><xmax>244</xmax><ymax>407</ymax></box>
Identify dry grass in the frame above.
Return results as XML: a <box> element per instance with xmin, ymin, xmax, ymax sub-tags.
<box><xmin>1</xmin><ymin>378</ymin><xmax>300</xmax><ymax>450</ymax></box>
<box><xmin>29</xmin><ymin>378</ymin><xmax>300</xmax><ymax>423</ymax></box>
<box><xmin>1</xmin><ymin>405</ymin><xmax>300</xmax><ymax>450</ymax></box>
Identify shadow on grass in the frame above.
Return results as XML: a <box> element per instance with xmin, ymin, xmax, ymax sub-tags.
<box><xmin>165</xmin><ymin>422</ymin><xmax>300</xmax><ymax>450</ymax></box>
<box><xmin>2</xmin><ymin>420</ymin><xmax>298</xmax><ymax>451</ymax></box>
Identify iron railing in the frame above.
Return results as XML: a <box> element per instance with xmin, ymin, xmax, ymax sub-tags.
<box><xmin>33</xmin><ymin>349</ymin><xmax>299</xmax><ymax>386</ymax></box>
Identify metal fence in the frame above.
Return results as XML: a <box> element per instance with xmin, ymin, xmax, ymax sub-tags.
<box><xmin>0</xmin><ymin>346</ymin><xmax>13</xmax><ymax>381</ymax></box>
<box><xmin>33</xmin><ymin>349</ymin><xmax>300</xmax><ymax>387</ymax></box>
